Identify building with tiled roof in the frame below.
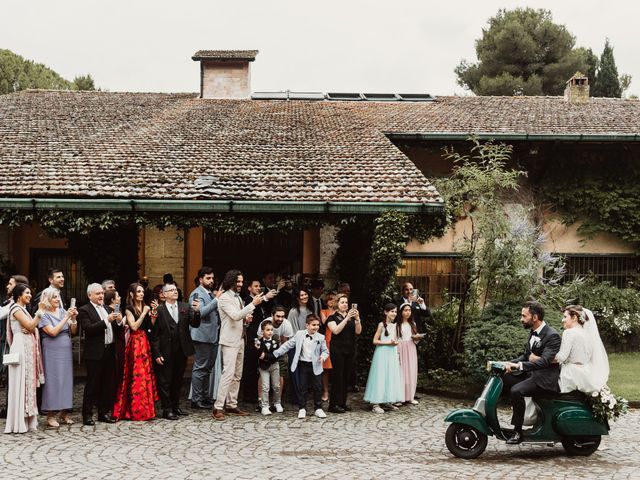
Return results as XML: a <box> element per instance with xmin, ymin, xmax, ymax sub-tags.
<box><xmin>0</xmin><ymin>50</ymin><xmax>638</xmax><ymax>303</ymax></box>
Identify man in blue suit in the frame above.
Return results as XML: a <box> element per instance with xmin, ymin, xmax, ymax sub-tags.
<box><xmin>272</xmin><ymin>314</ymin><xmax>329</xmax><ymax>419</ymax></box>
<box><xmin>188</xmin><ymin>266</ymin><xmax>221</xmax><ymax>409</ymax></box>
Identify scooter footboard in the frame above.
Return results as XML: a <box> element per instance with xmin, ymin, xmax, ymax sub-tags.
<box><xmin>445</xmin><ymin>409</ymin><xmax>493</xmax><ymax>437</ymax></box>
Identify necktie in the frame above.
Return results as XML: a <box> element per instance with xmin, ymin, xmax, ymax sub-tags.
<box><xmin>170</xmin><ymin>304</ymin><xmax>178</xmax><ymax>323</ymax></box>
<box><xmin>306</xmin><ymin>334</ymin><xmax>313</xmax><ymax>339</ymax></box>
<box><xmin>316</xmin><ymin>299</ymin><xmax>321</xmax><ymax>315</ymax></box>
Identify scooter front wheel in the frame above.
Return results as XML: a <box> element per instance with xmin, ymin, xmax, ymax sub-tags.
<box><xmin>445</xmin><ymin>423</ymin><xmax>488</xmax><ymax>459</ymax></box>
<box><xmin>561</xmin><ymin>436</ymin><xmax>601</xmax><ymax>456</ymax></box>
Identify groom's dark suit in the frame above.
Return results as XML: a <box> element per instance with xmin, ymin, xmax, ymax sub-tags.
<box><xmin>150</xmin><ymin>301</ymin><xmax>200</xmax><ymax>413</ymax></box>
<box><xmin>503</xmin><ymin>323</ymin><xmax>561</xmax><ymax>428</ymax></box>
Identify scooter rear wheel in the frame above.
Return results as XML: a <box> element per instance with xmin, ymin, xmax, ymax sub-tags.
<box><xmin>445</xmin><ymin>423</ymin><xmax>488</xmax><ymax>459</ymax></box>
<box><xmin>561</xmin><ymin>435</ymin><xmax>601</xmax><ymax>456</ymax></box>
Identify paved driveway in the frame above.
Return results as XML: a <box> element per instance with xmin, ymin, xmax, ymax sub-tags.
<box><xmin>0</xmin><ymin>391</ymin><xmax>637</xmax><ymax>479</ymax></box>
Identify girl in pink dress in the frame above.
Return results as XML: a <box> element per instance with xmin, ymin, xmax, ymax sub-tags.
<box><xmin>396</xmin><ymin>303</ymin><xmax>422</xmax><ymax>405</ymax></box>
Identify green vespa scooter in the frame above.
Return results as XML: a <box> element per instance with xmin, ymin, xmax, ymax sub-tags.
<box><xmin>444</xmin><ymin>361</ymin><xmax>608</xmax><ymax>459</ymax></box>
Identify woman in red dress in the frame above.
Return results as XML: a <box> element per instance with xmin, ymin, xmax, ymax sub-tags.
<box><xmin>112</xmin><ymin>283</ymin><xmax>159</xmax><ymax>421</ymax></box>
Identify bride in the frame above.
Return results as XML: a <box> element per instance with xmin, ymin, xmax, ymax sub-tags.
<box><xmin>531</xmin><ymin>305</ymin><xmax>609</xmax><ymax>393</ymax></box>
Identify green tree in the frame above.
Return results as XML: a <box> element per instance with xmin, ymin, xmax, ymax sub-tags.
<box><xmin>435</xmin><ymin>140</ymin><xmax>523</xmax><ymax>349</ymax></box>
<box><xmin>0</xmin><ymin>49</ymin><xmax>97</xmax><ymax>94</ymax></box>
<box><xmin>71</xmin><ymin>74</ymin><xmax>96</xmax><ymax>91</ymax></box>
<box><xmin>592</xmin><ymin>39</ymin><xmax>623</xmax><ymax>97</ymax></box>
<box><xmin>583</xmin><ymin>47</ymin><xmax>599</xmax><ymax>89</ymax></box>
<box><xmin>455</xmin><ymin>8</ymin><xmax>591</xmax><ymax>96</ymax></box>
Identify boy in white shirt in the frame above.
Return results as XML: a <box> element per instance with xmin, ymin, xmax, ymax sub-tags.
<box><xmin>271</xmin><ymin>314</ymin><xmax>328</xmax><ymax>419</ymax></box>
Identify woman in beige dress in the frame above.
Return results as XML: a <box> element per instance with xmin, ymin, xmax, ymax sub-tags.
<box><xmin>4</xmin><ymin>283</ymin><xmax>45</xmax><ymax>433</ymax></box>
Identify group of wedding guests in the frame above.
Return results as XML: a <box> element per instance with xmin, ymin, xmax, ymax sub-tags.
<box><xmin>0</xmin><ymin>270</ymin><xmax>200</xmax><ymax>432</ymax></box>
<box><xmin>0</xmin><ymin>263</ymin><xmax>436</xmax><ymax>431</ymax></box>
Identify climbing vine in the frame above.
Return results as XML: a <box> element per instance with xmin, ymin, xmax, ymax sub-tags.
<box><xmin>536</xmin><ymin>150</ymin><xmax>640</xmax><ymax>246</ymax></box>
<box><xmin>0</xmin><ymin>209</ymin><xmax>360</xmax><ymax>238</ymax></box>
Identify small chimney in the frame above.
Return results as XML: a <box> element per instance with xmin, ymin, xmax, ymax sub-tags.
<box><xmin>192</xmin><ymin>50</ymin><xmax>258</xmax><ymax>99</ymax></box>
<box><xmin>564</xmin><ymin>71</ymin><xmax>589</xmax><ymax>104</ymax></box>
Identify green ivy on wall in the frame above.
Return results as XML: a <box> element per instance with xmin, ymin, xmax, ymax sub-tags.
<box><xmin>0</xmin><ymin>209</ymin><xmax>360</xmax><ymax>238</ymax></box>
<box><xmin>536</xmin><ymin>154</ymin><xmax>640</xmax><ymax>245</ymax></box>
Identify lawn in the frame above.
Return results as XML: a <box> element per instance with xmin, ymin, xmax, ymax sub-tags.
<box><xmin>608</xmin><ymin>351</ymin><xmax>640</xmax><ymax>403</ymax></box>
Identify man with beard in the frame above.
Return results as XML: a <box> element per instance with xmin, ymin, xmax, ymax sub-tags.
<box><xmin>502</xmin><ymin>301</ymin><xmax>561</xmax><ymax>444</ymax></box>
<box><xmin>188</xmin><ymin>266</ymin><xmax>221</xmax><ymax>409</ymax></box>
<box><xmin>212</xmin><ymin>270</ymin><xmax>266</xmax><ymax>420</ymax></box>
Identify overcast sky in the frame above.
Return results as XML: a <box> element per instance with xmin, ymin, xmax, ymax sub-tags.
<box><xmin>3</xmin><ymin>0</ymin><xmax>638</xmax><ymax>96</ymax></box>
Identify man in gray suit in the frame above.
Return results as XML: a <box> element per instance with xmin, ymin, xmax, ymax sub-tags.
<box><xmin>188</xmin><ymin>266</ymin><xmax>220</xmax><ymax>409</ymax></box>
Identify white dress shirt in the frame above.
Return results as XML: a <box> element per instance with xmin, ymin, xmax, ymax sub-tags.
<box><xmin>91</xmin><ymin>301</ymin><xmax>113</xmax><ymax>345</ymax></box>
<box><xmin>299</xmin><ymin>333</ymin><xmax>315</xmax><ymax>362</ymax></box>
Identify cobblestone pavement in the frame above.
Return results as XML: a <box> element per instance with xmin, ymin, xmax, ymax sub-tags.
<box><xmin>0</xmin><ymin>385</ymin><xmax>638</xmax><ymax>480</ymax></box>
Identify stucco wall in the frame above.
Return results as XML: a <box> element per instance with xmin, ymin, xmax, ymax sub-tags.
<box><xmin>0</xmin><ymin>225</ymin><xmax>9</xmax><ymax>262</ymax></box>
<box><xmin>202</xmin><ymin>61</ymin><xmax>251</xmax><ymax>99</ymax></box>
<box><xmin>143</xmin><ymin>227</ymin><xmax>185</xmax><ymax>289</ymax></box>
<box><xmin>406</xmin><ymin>216</ymin><xmax>636</xmax><ymax>254</ymax></box>
<box><xmin>319</xmin><ymin>225</ymin><xmax>339</xmax><ymax>281</ymax></box>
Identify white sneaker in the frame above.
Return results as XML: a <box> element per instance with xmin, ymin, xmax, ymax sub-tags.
<box><xmin>372</xmin><ymin>405</ymin><xmax>385</xmax><ymax>414</ymax></box>
<box><xmin>410</xmin><ymin>399</ymin><xmax>419</xmax><ymax>405</ymax></box>
<box><xmin>274</xmin><ymin>403</ymin><xmax>284</xmax><ymax>413</ymax></box>
<box><xmin>297</xmin><ymin>409</ymin><xmax>306</xmax><ymax>419</ymax></box>
<box><xmin>261</xmin><ymin>406</ymin><xmax>272</xmax><ymax>416</ymax></box>
<box><xmin>315</xmin><ymin>409</ymin><xmax>327</xmax><ymax>418</ymax></box>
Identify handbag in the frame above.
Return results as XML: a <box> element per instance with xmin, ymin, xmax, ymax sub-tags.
<box><xmin>2</xmin><ymin>352</ymin><xmax>20</xmax><ymax>365</ymax></box>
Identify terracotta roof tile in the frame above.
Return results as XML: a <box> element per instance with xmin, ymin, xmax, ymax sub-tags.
<box><xmin>2</xmin><ymin>91</ymin><xmax>639</xmax><ymax>205</ymax></box>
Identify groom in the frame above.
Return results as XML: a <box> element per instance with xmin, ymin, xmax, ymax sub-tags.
<box><xmin>502</xmin><ymin>301</ymin><xmax>561</xmax><ymax>444</ymax></box>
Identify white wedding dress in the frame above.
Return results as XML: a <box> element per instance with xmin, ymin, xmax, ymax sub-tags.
<box><xmin>557</xmin><ymin>308</ymin><xmax>609</xmax><ymax>394</ymax></box>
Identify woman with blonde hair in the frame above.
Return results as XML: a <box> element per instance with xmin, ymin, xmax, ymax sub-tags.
<box><xmin>38</xmin><ymin>287</ymin><xmax>78</xmax><ymax>427</ymax></box>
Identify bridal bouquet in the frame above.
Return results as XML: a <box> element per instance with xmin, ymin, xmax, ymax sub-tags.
<box><xmin>588</xmin><ymin>385</ymin><xmax>629</xmax><ymax>423</ymax></box>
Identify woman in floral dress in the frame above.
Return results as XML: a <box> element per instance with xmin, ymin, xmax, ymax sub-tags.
<box><xmin>112</xmin><ymin>283</ymin><xmax>158</xmax><ymax>421</ymax></box>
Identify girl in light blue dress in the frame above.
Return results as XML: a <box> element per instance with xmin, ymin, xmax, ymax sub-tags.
<box><xmin>363</xmin><ymin>303</ymin><xmax>405</xmax><ymax>413</ymax></box>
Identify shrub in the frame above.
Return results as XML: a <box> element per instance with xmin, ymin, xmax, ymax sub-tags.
<box><xmin>421</xmin><ymin>298</ymin><xmax>466</xmax><ymax>371</ymax></box>
<box><xmin>574</xmin><ymin>279</ymin><xmax>640</xmax><ymax>349</ymax></box>
<box><xmin>463</xmin><ymin>302</ymin><xmax>528</xmax><ymax>383</ymax></box>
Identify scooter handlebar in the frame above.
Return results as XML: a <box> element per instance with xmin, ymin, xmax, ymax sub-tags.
<box><xmin>486</xmin><ymin>361</ymin><xmax>507</xmax><ymax>373</ymax></box>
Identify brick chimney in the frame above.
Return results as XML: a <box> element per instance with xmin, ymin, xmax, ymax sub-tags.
<box><xmin>192</xmin><ymin>50</ymin><xmax>258</xmax><ymax>99</ymax></box>
<box><xmin>564</xmin><ymin>71</ymin><xmax>589</xmax><ymax>104</ymax></box>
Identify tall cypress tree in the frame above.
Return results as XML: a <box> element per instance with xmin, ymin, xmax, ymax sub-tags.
<box><xmin>592</xmin><ymin>39</ymin><xmax>622</xmax><ymax>97</ymax></box>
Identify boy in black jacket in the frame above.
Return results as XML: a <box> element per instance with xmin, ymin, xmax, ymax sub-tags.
<box><xmin>255</xmin><ymin>320</ymin><xmax>282</xmax><ymax>415</ymax></box>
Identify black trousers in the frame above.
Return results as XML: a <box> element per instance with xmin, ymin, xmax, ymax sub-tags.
<box><xmin>83</xmin><ymin>344</ymin><xmax>116</xmax><ymax>418</ymax></box>
<box><xmin>296</xmin><ymin>361</ymin><xmax>322</xmax><ymax>410</ymax></box>
<box><xmin>287</xmin><ymin>349</ymin><xmax>299</xmax><ymax>404</ymax></box>
<box><xmin>502</xmin><ymin>372</ymin><xmax>546</xmax><ymax>428</ymax></box>
<box><xmin>329</xmin><ymin>349</ymin><xmax>355</xmax><ymax>407</ymax></box>
<box><xmin>155</xmin><ymin>350</ymin><xmax>188</xmax><ymax>411</ymax></box>
<box><xmin>241</xmin><ymin>343</ymin><xmax>259</xmax><ymax>402</ymax></box>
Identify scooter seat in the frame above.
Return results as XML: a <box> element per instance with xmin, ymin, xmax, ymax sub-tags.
<box><xmin>534</xmin><ymin>390</ymin><xmax>586</xmax><ymax>402</ymax></box>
